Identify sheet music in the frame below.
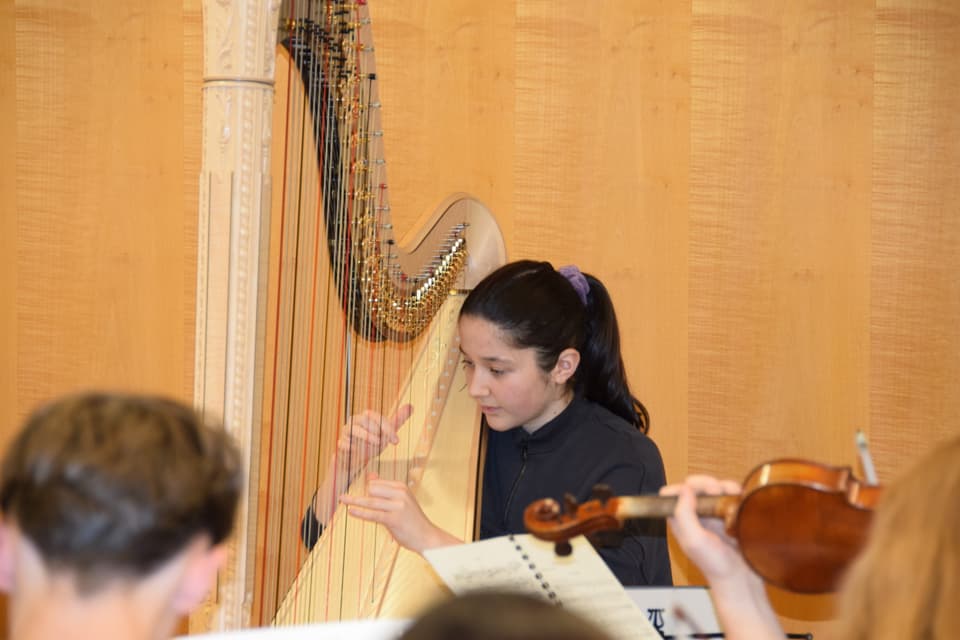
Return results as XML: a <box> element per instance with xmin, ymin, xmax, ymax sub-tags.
<box><xmin>424</xmin><ymin>534</ymin><xmax>662</xmax><ymax>640</ymax></box>
<box><xmin>626</xmin><ymin>586</ymin><xmax>721</xmax><ymax>637</ymax></box>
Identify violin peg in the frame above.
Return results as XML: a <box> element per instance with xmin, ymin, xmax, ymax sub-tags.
<box><xmin>563</xmin><ymin>493</ymin><xmax>579</xmax><ymax>514</ymax></box>
<box><xmin>531</xmin><ymin>498</ymin><xmax>560</xmax><ymax>522</ymax></box>
<box><xmin>554</xmin><ymin>541</ymin><xmax>573</xmax><ymax>557</ymax></box>
<box><xmin>591</xmin><ymin>483</ymin><xmax>613</xmax><ymax>503</ymax></box>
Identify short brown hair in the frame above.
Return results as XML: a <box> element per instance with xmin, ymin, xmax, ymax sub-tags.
<box><xmin>0</xmin><ymin>392</ymin><xmax>242</xmax><ymax>593</ymax></box>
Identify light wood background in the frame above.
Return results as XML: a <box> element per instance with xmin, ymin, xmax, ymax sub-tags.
<box><xmin>3</xmin><ymin>1</ymin><xmax>960</xmax><ymax>637</ymax></box>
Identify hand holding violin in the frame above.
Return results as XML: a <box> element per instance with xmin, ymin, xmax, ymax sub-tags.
<box><xmin>661</xmin><ymin>475</ymin><xmax>786</xmax><ymax>640</ymax></box>
<box><xmin>660</xmin><ymin>475</ymin><xmax>747</xmax><ymax>584</ymax></box>
<box><xmin>525</xmin><ymin>458</ymin><xmax>881</xmax><ymax>594</ymax></box>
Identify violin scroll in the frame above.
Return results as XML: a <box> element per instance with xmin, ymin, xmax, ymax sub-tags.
<box><xmin>523</xmin><ymin>484</ymin><xmax>622</xmax><ymax>555</ymax></box>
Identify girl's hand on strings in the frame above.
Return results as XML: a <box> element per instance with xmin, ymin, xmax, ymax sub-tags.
<box><xmin>337</xmin><ymin>403</ymin><xmax>413</xmax><ymax>461</ymax></box>
<box><xmin>312</xmin><ymin>404</ymin><xmax>414</xmax><ymax>525</ymax></box>
<box><xmin>660</xmin><ymin>475</ymin><xmax>750</xmax><ymax>584</ymax></box>
<box><xmin>340</xmin><ymin>472</ymin><xmax>460</xmax><ymax>554</ymax></box>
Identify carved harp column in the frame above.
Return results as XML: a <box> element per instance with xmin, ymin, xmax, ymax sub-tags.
<box><xmin>194</xmin><ymin>0</ymin><xmax>505</xmax><ymax>632</ymax></box>
<box><xmin>194</xmin><ymin>0</ymin><xmax>280</xmax><ymax>631</ymax></box>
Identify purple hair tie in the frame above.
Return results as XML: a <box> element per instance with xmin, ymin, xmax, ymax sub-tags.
<box><xmin>558</xmin><ymin>265</ymin><xmax>590</xmax><ymax>307</ymax></box>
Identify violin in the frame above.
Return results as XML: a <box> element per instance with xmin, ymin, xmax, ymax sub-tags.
<box><xmin>524</xmin><ymin>459</ymin><xmax>882</xmax><ymax>594</ymax></box>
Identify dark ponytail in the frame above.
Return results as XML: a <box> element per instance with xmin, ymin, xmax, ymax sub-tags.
<box><xmin>460</xmin><ymin>260</ymin><xmax>649</xmax><ymax>433</ymax></box>
<box><xmin>578</xmin><ymin>274</ymin><xmax>649</xmax><ymax>433</ymax></box>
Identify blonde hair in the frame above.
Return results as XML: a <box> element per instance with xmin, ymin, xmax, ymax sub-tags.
<box><xmin>833</xmin><ymin>435</ymin><xmax>960</xmax><ymax>639</ymax></box>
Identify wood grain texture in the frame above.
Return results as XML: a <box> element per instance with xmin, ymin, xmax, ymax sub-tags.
<box><xmin>689</xmin><ymin>0</ymin><xmax>873</xmax><ymax>477</ymax></box>
<box><xmin>1</xmin><ymin>0</ymin><xmax>17</xmax><ymax>453</ymax></box>
<box><xmin>0</xmin><ymin>0</ymin><xmax>15</xmax><ymax>629</ymax></box>
<box><xmin>12</xmin><ymin>0</ymin><xmax>195</xmax><ymax>413</ymax></box>
<box><xmin>870</xmin><ymin>0</ymin><xmax>960</xmax><ymax>481</ymax></box>
<box><xmin>183</xmin><ymin>0</ymin><xmax>201</xmax><ymax>412</ymax></box>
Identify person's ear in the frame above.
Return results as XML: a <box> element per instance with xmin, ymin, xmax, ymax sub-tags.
<box><xmin>171</xmin><ymin>541</ymin><xmax>228</xmax><ymax>615</ymax></box>
<box><xmin>550</xmin><ymin>348</ymin><xmax>581</xmax><ymax>385</ymax></box>
<box><xmin>0</xmin><ymin>522</ymin><xmax>14</xmax><ymax>593</ymax></box>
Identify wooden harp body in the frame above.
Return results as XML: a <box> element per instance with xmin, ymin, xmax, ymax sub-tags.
<box><xmin>193</xmin><ymin>0</ymin><xmax>505</xmax><ymax>631</ymax></box>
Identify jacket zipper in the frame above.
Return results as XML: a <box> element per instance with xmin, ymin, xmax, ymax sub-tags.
<box><xmin>503</xmin><ymin>443</ymin><xmax>528</xmax><ymax>527</ymax></box>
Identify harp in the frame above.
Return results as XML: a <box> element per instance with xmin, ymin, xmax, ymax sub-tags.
<box><xmin>193</xmin><ymin>0</ymin><xmax>505</xmax><ymax>631</ymax></box>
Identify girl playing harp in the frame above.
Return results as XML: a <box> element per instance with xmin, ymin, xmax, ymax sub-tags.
<box><xmin>305</xmin><ymin>260</ymin><xmax>673</xmax><ymax>586</ymax></box>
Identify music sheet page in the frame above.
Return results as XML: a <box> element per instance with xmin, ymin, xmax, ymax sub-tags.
<box><xmin>424</xmin><ymin>534</ymin><xmax>662</xmax><ymax>640</ymax></box>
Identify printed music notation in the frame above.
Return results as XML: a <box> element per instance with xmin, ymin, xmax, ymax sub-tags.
<box><xmin>424</xmin><ymin>534</ymin><xmax>662</xmax><ymax>640</ymax></box>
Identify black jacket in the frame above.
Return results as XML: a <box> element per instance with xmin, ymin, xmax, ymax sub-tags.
<box><xmin>480</xmin><ymin>395</ymin><xmax>673</xmax><ymax>586</ymax></box>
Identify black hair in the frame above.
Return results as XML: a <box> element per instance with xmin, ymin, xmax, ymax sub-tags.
<box><xmin>0</xmin><ymin>392</ymin><xmax>243</xmax><ymax>593</ymax></box>
<box><xmin>459</xmin><ymin>260</ymin><xmax>649</xmax><ymax>433</ymax></box>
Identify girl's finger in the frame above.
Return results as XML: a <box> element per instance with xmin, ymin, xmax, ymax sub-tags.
<box><xmin>684</xmin><ymin>475</ymin><xmax>729</xmax><ymax>495</ymax></box>
<box><xmin>339</xmin><ymin>494</ymin><xmax>397</xmax><ymax>512</ymax></box>
<box><xmin>345</xmin><ymin>505</ymin><xmax>389</xmax><ymax>524</ymax></box>
<box><xmin>659</xmin><ymin>483</ymin><xmax>684</xmax><ymax>497</ymax></box>
<box><xmin>388</xmin><ymin>404</ymin><xmax>414</xmax><ymax>430</ymax></box>
<box><xmin>366</xmin><ymin>480</ymin><xmax>409</xmax><ymax>499</ymax></box>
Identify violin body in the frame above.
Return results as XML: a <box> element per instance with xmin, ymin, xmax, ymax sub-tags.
<box><xmin>524</xmin><ymin>458</ymin><xmax>882</xmax><ymax>594</ymax></box>
<box><xmin>731</xmin><ymin>459</ymin><xmax>881</xmax><ymax>593</ymax></box>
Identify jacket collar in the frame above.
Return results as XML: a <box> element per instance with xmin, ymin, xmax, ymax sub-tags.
<box><xmin>510</xmin><ymin>395</ymin><xmax>586</xmax><ymax>453</ymax></box>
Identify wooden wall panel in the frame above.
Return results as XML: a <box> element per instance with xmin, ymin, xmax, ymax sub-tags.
<box><xmin>183</xmin><ymin>0</ymin><xmax>201</xmax><ymax>404</ymax></box>
<box><xmin>0</xmin><ymin>1</ymin><xmax>15</xmax><ymax>631</ymax></box>
<box><xmin>10</xmin><ymin>0</ymin><xmax>198</xmax><ymax>415</ymax></box>
<box><xmin>2</xmin><ymin>0</ymin><xmax>16</xmax><ymax>455</ymax></box>
<box><xmin>689</xmin><ymin>0</ymin><xmax>874</xmax><ymax>479</ymax></box>
<box><xmin>870</xmin><ymin>0</ymin><xmax>960</xmax><ymax>479</ymax></box>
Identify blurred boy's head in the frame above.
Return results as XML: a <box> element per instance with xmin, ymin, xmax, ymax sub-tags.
<box><xmin>0</xmin><ymin>392</ymin><xmax>241</xmax><ymax>614</ymax></box>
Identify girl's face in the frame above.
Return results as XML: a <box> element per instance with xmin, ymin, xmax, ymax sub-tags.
<box><xmin>458</xmin><ymin>315</ymin><xmax>577</xmax><ymax>433</ymax></box>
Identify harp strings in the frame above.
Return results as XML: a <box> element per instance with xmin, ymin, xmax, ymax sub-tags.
<box><xmin>258</xmin><ymin>0</ymin><xmax>477</xmax><ymax>626</ymax></box>
<box><xmin>262</xmin><ymin>0</ymin><xmax>417</xmax><ymax>623</ymax></box>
